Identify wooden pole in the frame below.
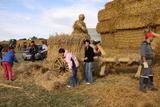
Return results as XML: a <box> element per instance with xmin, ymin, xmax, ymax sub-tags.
<box><xmin>0</xmin><ymin>83</ymin><xmax>23</xmax><ymax>89</ymax></box>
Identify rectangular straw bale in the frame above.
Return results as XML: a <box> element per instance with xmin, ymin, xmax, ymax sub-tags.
<box><xmin>101</xmin><ymin>29</ymin><xmax>145</xmax><ymax>50</ymax></box>
<box><xmin>98</xmin><ymin>8</ymin><xmax>118</xmax><ymax>22</ymax></box>
<box><xmin>115</xmin><ymin>15</ymin><xmax>149</xmax><ymax>30</ymax></box>
<box><xmin>105</xmin><ymin>1</ymin><xmax>117</xmax><ymax>9</ymax></box>
<box><xmin>155</xmin><ymin>26</ymin><xmax>160</xmax><ymax>33</ymax></box>
<box><xmin>123</xmin><ymin>0</ymin><xmax>152</xmax><ymax>16</ymax></box>
<box><xmin>101</xmin><ymin>33</ymin><xmax>115</xmax><ymax>49</ymax></box>
<box><xmin>96</xmin><ymin>19</ymin><xmax>116</xmax><ymax>34</ymax></box>
<box><xmin>97</xmin><ymin>13</ymin><xmax>156</xmax><ymax>34</ymax></box>
<box><xmin>154</xmin><ymin>10</ymin><xmax>160</xmax><ymax>25</ymax></box>
<box><xmin>114</xmin><ymin>30</ymin><xmax>145</xmax><ymax>49</ymax></box>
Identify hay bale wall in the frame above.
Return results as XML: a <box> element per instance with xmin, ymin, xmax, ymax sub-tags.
<box><xmin>16</xmin><ymin>40</ymin><xmax>47</xmax><ymax>49</ymax></box>
<box><xmin>98</xmin><ymin>0</ymin><xmax>160</xmax><ymax>33</ymax></box>
<box><xmin>96</xmin><ymin>0</ymin><xmax>160</xmax><ymax>61</ymax></box>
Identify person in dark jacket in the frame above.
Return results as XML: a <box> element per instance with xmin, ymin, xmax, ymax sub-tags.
<box><xmin>84</xmin><ymin>40</ymin><xmax>95</xmax><ymax>84</ymax></box>
<box><xmin>0</xmin><ymin>45</ymin><xmax>3</xmax><ymax>60</ymax></box>
<box><xmin>2</xmin><ymin>47</ymin><xmax>18</xmax><ymax>80</ymax></box>
<box><xmin>139</xmin><ymin>33</ymin><xmax>158</xmax><ymax>93</ymax></box>
<box><xmin>29</xmin><ymin>41</ymin><xmax>38</xmax><ymax>62</ymax></box>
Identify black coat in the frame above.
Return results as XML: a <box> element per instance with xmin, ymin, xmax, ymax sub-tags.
<box><xmin>29</xmin><ymin>45</ymin><xmax>38</xmax><ymax>55</ymax></box>
<box><xmin>84</xmin><ymin>46</ymin><xmax>95</xmax><ymax>62</ymax></box>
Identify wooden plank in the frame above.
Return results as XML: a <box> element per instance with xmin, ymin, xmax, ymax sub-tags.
<box><xmin>0</xmin><ymin>83</ymin><xmax>23</xmax><ymax>90</ymax></box>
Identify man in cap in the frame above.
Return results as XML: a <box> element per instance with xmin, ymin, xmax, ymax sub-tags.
<box><xmin>135</xmin><ymin>29</ymin><xmax>160</xmax><ymax>78</ymax></box>
<box><xmin>139</xmin><ymin>32</ymin><xmax>158</xmax><ymax>93</ymax></box>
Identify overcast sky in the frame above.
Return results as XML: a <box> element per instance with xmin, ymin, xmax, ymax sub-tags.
<box><xmin>0</xmin><ymin>0</ymin><xmax>112</xmax><ymax>41</ymax></box>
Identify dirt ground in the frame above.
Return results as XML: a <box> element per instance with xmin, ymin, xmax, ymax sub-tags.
<box><xmin>0</xmin><ymin>51</ymin><xmax>160</xmax><ymax>107</ymax></box>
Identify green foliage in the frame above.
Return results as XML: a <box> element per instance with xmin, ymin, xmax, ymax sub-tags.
<box><xmin>30</xmin><ymin>36</ymin><xmax>38</xmax><ymax>40</ymax></box>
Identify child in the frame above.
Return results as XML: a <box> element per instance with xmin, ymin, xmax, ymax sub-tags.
<box><xmin>58</xmin><ymin>48</ymin><xmax>80</xmax><ymax>87</ymax></box>
<box><xmin>2</xmin><ymin>47</ymin><xmax>18</xmax><ymax>81</ymax></box>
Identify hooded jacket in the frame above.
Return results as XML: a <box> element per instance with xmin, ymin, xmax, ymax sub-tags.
<box><xmin>2</xmin><ymin>50</ymin><xmax>18</xmax><ymax>65</ymax></box>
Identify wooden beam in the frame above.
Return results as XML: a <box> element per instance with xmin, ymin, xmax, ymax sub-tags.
<box><xmin>0</xmin><ymin>83</ymin><xmax>23</xmax><ymax>90</ymax></box>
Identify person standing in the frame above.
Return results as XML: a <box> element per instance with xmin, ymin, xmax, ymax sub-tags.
<box><xmin>58</xmin><ymin>48</ymin><xmax>80</xmax><ymax>87</ymax></box>
<box><xmin>84</xmin><ymin>40</ymin><xmax>95</xmax><ymax>84</ymax></box>
<box><xmin>23</xmin><ymin>42</ymin><xmax>27</xmax><ymax>51</ymax></box>
<box><xmin>0</xmin><ymin>45</ymin><xmax>3</xmax><ymax>60</ymax></box>
<box><xmin>29</xmin><ymin>41</ymin><xmax>38</xmax><ymax>62</ymax></box>
<box><xmin>139</xmin><ymin>33</ymin><xmax>158</xmax><ymax>93</ymax></box>
<box><xmin>2</xmin><ymin>47</ymin><xmax>18</xmax><ymax>81</ymax></box>
<box><xmin>17</xmin><ymin>44</ymin><xmax>21</xmax><ymax>51</ymax></box>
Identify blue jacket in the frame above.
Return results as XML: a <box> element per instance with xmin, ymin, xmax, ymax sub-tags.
<box><xmin>2</xmin><ymin>51</ymin><xmax>18</xmax><ymax>65</ymax></box>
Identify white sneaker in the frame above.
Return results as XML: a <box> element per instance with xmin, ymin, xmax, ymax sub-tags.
<box><xmin>86</xmin><ymin>83</ymin><xmax>91</xmax><ymax>85</ymax></box>
<box><xmin>67</xmin><ymin>85</ymin><xmax>72</xmax><ymax>88</ymax></box>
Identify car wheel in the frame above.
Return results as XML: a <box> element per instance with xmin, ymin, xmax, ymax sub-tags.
<box><xmin>24</xmin><ymin>58</ymin><xmax>27</xmax><ymax>61</ymax></box>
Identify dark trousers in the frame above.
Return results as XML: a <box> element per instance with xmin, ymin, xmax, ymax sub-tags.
<box><xmin>139</xmin><ymin>76</ymin><xmax>154</xmax><ymax>91</ymax></box>
<box><xmin>69</xmin><ymin>67</ymin><xmax>80</xmax><ymax>87</ymax></box>
<box><xmin>139</xmin><ymin>60</ymin><xmax>155</xmax><ymax>90</ymax></box>
<box><xmin>31</xmin><ymin>54</ymin><xmax>35</xmax><ymax>62</ymax></box>
<box><xmin>0</xmin><ymin>52</ymin><xmax>2</xmax><ymax>60</ymax></box>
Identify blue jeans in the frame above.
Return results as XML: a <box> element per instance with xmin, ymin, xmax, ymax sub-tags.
<box><xmin>85</xmin><ymin>62</ymin><xmax>93</xmax><ymax>83</ymax></box>
<box><xmin>70</xmin><ymin>67</ymin><xmax>80</xmax><ymax>87</ymax></box>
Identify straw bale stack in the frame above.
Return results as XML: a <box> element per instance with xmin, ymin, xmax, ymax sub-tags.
<box><xmin>98</xmin><ymin>0</ymin><xmax>160</xmax><ymax>33</ymax></box>
<box><xmin>97</xmin><ymin>14</ymin><xmax>160</xmax><ymax>34</ymax></box>
<box><xmin>101</xmin><ymin>30</ymin><xmax>145</xmax><ymax>50</ymax></box>
<box><xmin>96</xmin><ymin>0</ymin><xmax>160</xmax><ymax>63</ymax></box>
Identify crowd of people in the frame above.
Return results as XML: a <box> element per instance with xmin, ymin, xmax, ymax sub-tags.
<box><xmin>0</xmin><ymin>30</ymin><xmax>160</xmax><ymax>93</ymax></box>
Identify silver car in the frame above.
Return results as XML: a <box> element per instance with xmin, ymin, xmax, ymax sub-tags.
<box><xmin>22</xmin><ymin>44</ymin><xmax>48</xmax><ymax>61</ymax></box>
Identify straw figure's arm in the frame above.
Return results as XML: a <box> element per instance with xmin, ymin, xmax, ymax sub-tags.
<box><xmin>151</xmin><ymin>31</ymin><xmax>160</xmax><ymax>37</ymax></box>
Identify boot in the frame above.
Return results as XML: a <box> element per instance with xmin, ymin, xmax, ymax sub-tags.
<box><xmin>148</xmin><ymin>76</ymin><xmax>158</xmax><ymax>91</ymax></box>
<box><xmin>139</xmin><ymin>77</ymin><xmax>148</xmax><ymax>93</ymax></box>
<box><xmin>150</xmin><ymin>88</ymin><xmax>158</xmax><ymax>91</ymax></box>
<box><xmin>140</xmin><ymin>89</ymin><xmax>147</xmax><ymax>93</ymax></box>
